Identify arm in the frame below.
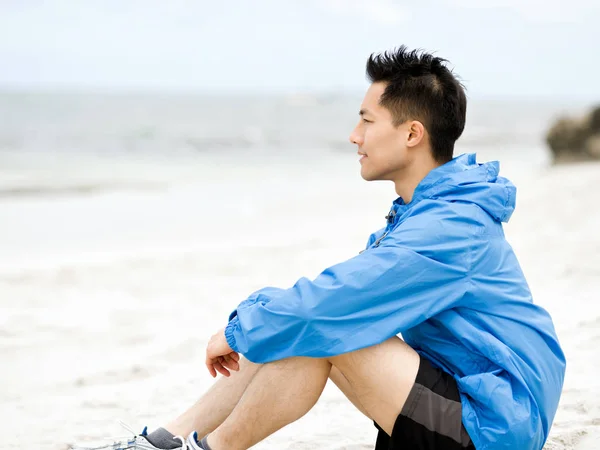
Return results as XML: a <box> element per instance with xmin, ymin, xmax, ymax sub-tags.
<box><xmin>225</xmin><ymin>202</ymin><xmax>473</xmax><ymax>363</ymax></box>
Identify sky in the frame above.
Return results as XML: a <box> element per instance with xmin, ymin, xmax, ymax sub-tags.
<box><xmin>1</xmin><ymin>0</ymin><xmax>599</xmax><ymax>98</ymax></box>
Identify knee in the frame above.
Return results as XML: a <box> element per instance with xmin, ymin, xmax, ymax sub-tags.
<box><xmin>327</xmin><ymin>337</ymin><xmax>417</xmax><ymax>367</ymax></box>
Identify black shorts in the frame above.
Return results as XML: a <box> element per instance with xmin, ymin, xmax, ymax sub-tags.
<box><xmin>374</xmin><ymin>355</ymin><xmax>475</xmax><ymax>450</ymax></box>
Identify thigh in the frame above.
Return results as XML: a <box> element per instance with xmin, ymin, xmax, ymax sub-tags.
<box><xmin>328</xmin><ymin>336</ymin><xmax>420</xmax><ymax>436</ymax></box>
<box><xmin>374</xmin><ymin>355</ymin><xmax>475</xmax><ymax>450</ymax></box>
<box><xmin>329</xmin><ymin>366</ymin><xmax>371</xmax><ymax>419</ymax></box>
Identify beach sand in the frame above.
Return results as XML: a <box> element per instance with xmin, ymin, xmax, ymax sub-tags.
<box><xmin>0</xmin><ymin>153</ymin><xmax>598</xmax><ymax>449</ymax></box>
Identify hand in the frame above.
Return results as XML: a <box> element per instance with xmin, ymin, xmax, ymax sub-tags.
<box><xmin>205</xmin><ymin>327</ymin><xmax>240</xmax><ymax>378</ymax></box>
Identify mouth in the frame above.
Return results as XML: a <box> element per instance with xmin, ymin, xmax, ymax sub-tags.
<box><xmin>358</xmin><ymin>151</ymin><xmax>367</xmax><ymax>162</ymax></box>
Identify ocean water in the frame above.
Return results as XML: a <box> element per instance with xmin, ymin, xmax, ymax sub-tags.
<box><xmin>0</xmin><ymin>91</ymin><xmax>599</xmax><ymax>449</ymax></box>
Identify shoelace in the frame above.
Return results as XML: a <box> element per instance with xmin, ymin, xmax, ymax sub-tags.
<box><xmin>74</xmin><ymin>421</ymin><xmax>189</xmax><ymax>450</ymax></box>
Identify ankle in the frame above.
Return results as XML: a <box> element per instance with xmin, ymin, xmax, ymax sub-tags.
<box><xmin>205</xmin><ymin>431</ymin><xmax>237</xmax><ymax>450</ymax></box>
<box><xmin>205</xmin><ymin>433</ymin><xmax>219</xmax><ymax>450</ymax></box>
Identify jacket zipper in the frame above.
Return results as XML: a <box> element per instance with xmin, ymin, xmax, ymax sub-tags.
<box><xmin>372</xmin><ymin>229</ymin><xmax>390</xmax><ymax>247</ymax></box>
<box><xmin>373</xmin><ymin>209</ymin><xmax>397</xmax><ymax>248</ymax></box>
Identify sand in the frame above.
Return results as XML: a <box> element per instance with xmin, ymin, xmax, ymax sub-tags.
<box><xmin>0</xmin><ymin>156</ymin><xmax>598</xmax><ymax>449</ymax></box>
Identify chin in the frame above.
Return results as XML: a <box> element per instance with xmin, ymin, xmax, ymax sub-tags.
<box><xmin>360</xmin><ymin>168</ymin><xmax>384</xmax><ymax>181</ymax></box>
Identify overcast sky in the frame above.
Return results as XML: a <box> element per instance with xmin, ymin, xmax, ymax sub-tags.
<box><xmin>1</xmin><ymin>0</ymin><xmax>599</xmax><ymax>98</ymax></box>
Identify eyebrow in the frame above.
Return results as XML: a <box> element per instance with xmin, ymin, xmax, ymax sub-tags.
<box><xmin>359</xmin><ymin>108</ymin><xmax>372</xmax><ymax>117</ymax></box>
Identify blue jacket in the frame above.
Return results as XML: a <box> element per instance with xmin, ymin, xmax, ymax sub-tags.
<box><xmin>225</xmin><ymin>153</ymin><xmax>566</xmax><ymax>450</ymax></box>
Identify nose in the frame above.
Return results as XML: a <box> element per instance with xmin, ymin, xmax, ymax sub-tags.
<box><xmin>349</xmin><ymin>123</ymin><xmax>363</xmax><ymax>146</ymax></box>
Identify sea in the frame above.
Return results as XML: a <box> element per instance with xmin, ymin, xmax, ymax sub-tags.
<box><xmin>0</xmin><ymin>90</ymin><xmax>599</xmax><ymax>449</ymax></box>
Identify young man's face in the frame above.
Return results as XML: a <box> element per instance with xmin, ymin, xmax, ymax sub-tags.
<box><xmin>349</xmin><ymin>82</ymin><xmax>413</xmax><ymax>182</ymax></box>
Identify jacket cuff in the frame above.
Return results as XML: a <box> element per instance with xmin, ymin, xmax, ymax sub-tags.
<box><xmin>225</xmin><ymin>317</ymin><xmax>240</xmax><ymax>353</ymax></box>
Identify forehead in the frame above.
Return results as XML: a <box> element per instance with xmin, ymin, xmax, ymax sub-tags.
<box><xmin>360</xmin><ymin>82</ymin><xmax>388</xmax><ymax>116</ymax></box>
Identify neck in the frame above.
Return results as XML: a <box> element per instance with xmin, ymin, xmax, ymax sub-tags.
<box><xmin>393</xmin><ymin>157</ymin><xmax>441</xmax><ymax>204</ymax></box>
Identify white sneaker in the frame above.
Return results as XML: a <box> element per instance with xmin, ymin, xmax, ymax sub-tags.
<box><xmin>185</xmin><ymin>432</ymin><xmax>203</xmax><ymax>450</ymax></box>
<box><xmin>69</xmin><ymin>425</ymin><xmax>187</xmax><ymax>450</ymax></box>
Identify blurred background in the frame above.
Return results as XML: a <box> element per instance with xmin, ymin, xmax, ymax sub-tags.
<box><xmin>1</xmin><ymin>1</ymin><xmax>599</xmax><ymax>449</ymax></box>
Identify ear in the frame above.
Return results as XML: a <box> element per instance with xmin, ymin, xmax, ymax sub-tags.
<box><xmin>406</xmin><ymin>120</ymin><xmax>425</xmax><ymax>148</ymax></box>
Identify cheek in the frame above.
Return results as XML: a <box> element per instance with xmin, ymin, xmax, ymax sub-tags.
<box><xmin>363</xmin><ymin>126</ymin><xmax>382</xmax><ymax>148</ymax></box>
<box><xmin>368</xmin><ymin>129</ymin><xmax>397</xmax><ymax>155</ymax></box>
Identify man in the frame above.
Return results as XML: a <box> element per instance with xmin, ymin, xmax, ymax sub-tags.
<box><xmin>74</xmin><ymin>46</ymin><xmax>566</xmax><ymax>450</ymax></box>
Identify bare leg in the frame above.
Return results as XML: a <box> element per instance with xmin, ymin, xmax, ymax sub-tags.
<box><xmin>328</xmin><ymin>336</ymin><xmax>419</xmax><ymax>435</ymax></box>
<box><xmin>165</xmin><ymin>359</ymin><xmax>370</xmax><ymax>439</ymax></box>
<box><xmin>208</xmin><ymin>357</ymin><xmax>332</xmax><ymax>450</ymax></box>
<box><xmin>165</xmin><ymin>357</ymin><xmax>262</xmax><ymax>438</ymax></box>
<box><xmin>207</xmin><ymin>337</ymin><xmax>419</xmax><ymax>450</ymax></box>
<box><xmin>329</xmin><ymin>366</ymin><xmax>371</xmax><ymax>419</ymax></box>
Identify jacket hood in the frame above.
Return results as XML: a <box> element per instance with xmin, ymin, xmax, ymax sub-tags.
<box><xmin>406</xmin><ymin>153</ymin><xmax>516</xmax><ymax>223</ymax></box>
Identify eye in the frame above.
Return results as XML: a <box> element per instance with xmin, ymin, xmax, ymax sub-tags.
<box><xmin>362</xmin><ymin>118</ymin><xmax>373</xmax><ymax>123</ymax></box>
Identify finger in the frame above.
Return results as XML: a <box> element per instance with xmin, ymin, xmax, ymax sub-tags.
<box><xmin>217</xmin><ymin>356</ymin><xmax>229</xmax><ymax>372</ymax></box>
<box><xmin>218</xmin><ymin>355</ymin><xmax>235</xmax><ymax>372</ymax></box>
<box><xmin>213</xmin><ymin>359</ymin><xmax>229</xmax><ymax>377</ymax></box>
<box><xmin>222</xmin><ymin>354</ymin><xmax>239</xmax><ymax>372</ymax></box>
<box><xmin>206</xmin><ymin>361</ymin><xmax>216</xmax><ymax>378</ymax></box>
<box><xmin>220</xmin><ymin>354</ymin><xmax>229</xmax><ymax>368</ymax></box>
<box><xmin>230</xmin><ymin>352</ymin><xmax>240</xmax><ymax>362</ymax></box>
<box><xmin>206</xmin><ymin>347</ymin><xmax>217</xmax><ymax>378</ymax></box>
<box><xmin>214</xmin><ymin>360</ymin><xmax>230</xmax><ymax>377</ymax></box>
<box><xmin>225</xmin><ymin>353</ymin><xmax>240</xmax><ymax>371</ymax></box>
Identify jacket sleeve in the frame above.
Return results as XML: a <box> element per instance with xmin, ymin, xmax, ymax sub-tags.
<box><xmin>225</xmin><ymin>202</ymin><xmax>472</xmax><ymax>363</ymax></box>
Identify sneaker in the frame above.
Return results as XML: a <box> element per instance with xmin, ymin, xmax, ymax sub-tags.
<box><xmin>69</xmin><ymin>425</ymin><xmax>187</xmax><ymax>450</ymax></box>
<box><xmin>185</xmin><ymin>432</ymin><xmax>203</xmax><ymax>450</ymax></box>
